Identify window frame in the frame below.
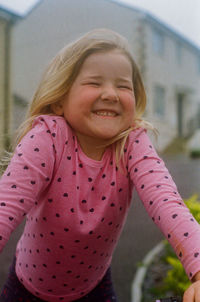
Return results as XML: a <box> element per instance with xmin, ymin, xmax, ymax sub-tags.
<box><xmin>153</xmin><ymin>84</ymin><xmax>166</xmax><ymax>118</ymax></box>
<box><xmin>152</xmin><ymin>28</ymin><xmax>165</xmax><ymax>56</ymax></box>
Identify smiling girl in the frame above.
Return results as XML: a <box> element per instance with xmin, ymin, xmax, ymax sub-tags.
<box><xmin>0</xmin><ymin>28</ymin><xmax>200</xmax><ymax>302</ymax></box>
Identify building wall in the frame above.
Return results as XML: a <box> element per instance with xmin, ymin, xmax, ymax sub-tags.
<box><xmin>0</xmin><ymin>19</ymin><xmax>6</xmax><ymax>152</ymax></box>
<box><xmin>12</xmin><ymin>0</ymin><xmax>143</xmax><ymax>105</ymax></box>
<box><xmin>0</xmin><ymin>13</ymin><xmax>14</xmax><ymax>155</ymax></box>
<box><xmin>144</xmin><ymin>20</ymin><xmax>200</xmax><ymax>149</ymax></box>
<box><xmin>11</xmin><ymin>0</ymin><xmax>200</xmax><ymax>150</ymax></box>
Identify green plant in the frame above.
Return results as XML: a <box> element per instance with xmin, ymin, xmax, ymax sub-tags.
<box><xmin>190</xmin><ymin>150</ymin><xmax>200</xmax><ymax>158</ymax></box>
<box><xmin>151</xmin><ymin>194</ymin><xmax>200</xmax><ymax>297</ymax></box>
<box><xmin>185</xmin><ymin>194</ymin><xmax>200</xmax><ymax>223</ymax></box>
<box><xmin>162</xmin><ymin>256</ymin><xmax>191</xmax><ymax>295</ymax></box>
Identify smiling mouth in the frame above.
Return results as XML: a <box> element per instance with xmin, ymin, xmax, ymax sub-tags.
<box><xmin>93</xmin><ymin>111</ymin><xmax>118</xmax><ymax>117</ymax></box>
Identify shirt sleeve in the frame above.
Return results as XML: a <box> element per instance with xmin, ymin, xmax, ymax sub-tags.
<box><xmin>0</xmin><ymin>116</ymin><xmax>61</xmax><ymax>252</ymax></box>
<box><xmin>127</xmin><ymin>128</ymin><xmax>200</xmax><ymax>280</ymax></box>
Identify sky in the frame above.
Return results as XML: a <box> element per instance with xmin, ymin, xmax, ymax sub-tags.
<box><xmin>116</xmin><ymin>0</ymin><xmax>200</xmax><ymax>48</ymax></box>
<box><xmin>0</xmin><ymin>0</ymin><xmax>40</xmax><ymax>16</ymax></box>
<box><xmin>0</xmin><ymin>0</ymin><xmax>199</xmax><ymax>48</ymax></box>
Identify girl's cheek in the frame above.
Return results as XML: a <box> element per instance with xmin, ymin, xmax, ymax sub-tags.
<box><xmin>126</xmin><ymin>95</ymin><xmax>136</xmax><ymax>109</ymax></box>
<box><xmin>120</xmin><ymin>91</ymin><xmax>134</xmax><ymax>102</ymax></box>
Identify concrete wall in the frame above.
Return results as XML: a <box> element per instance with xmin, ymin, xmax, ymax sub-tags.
<box><xmin>11</xmin><ymin>0</ymin><xmax>200</xmax><ymax>150</ymax></box>
<box><xmin>0</xmin><ymin>17</ymin><xmax>13</xmax><ymax>154</ymax></box>
<box><xmin>0</xmin><ymin>19</ymin><xmax>6</xmax><ymax>152</ymax></box>
<box><xmin>12</xmin><ymin>0</ymin><xmax>142</xmax><ymax>104</ymax></box>
<box><xmin>144</xmin><ymin>19</ymin><xmax>200</xmax><ymax>149</ymax></box>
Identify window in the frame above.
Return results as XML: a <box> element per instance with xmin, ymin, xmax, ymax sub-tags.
<box><xmin>152</xmin><ymin>29</ymin><xmax>164</xmax><ymax>55</ymax></box>
<box><xmin>197</xmin><ymin>104</ymin><xmax>200</xmax><ymax>127</ymax></box>
<box><xmin>154</xmin><ymin>85</ymin><xmax>165</xmax><ymax>117</ymax></box>
<box><xmin>175</xmin><ymin>42</ymin><xmax>182</xmax><ymax>65</ymax></box>
<box><xmin>198</xmin><ymin>56</ymin><xmax>200</xmax><ymax>75</ymax></box>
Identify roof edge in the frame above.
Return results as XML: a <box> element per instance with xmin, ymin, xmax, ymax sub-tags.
<box><xmin>0</xmin><ymin>0</ymin><xmax>42</xmax><ymax>20</ymax></box>
<box><xmin>107</xmin><ymin>0</ymin><xmax>200</xmax><ymax>53</ymax></box>
<box><xmin>0</xmin><ymin>5</ymin><xmax>22</xmax><ymax>21</ymax></box>
<box><xmin>144</xmin><ymin>12</ymin><xmax>200</xmax><ymax>53</ymax></box>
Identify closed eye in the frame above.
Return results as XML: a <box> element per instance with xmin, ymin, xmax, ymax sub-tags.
<box><xmin>89</xmin><ymin>82</ymin><xmax>100</xmax><ymax>86</ymax></box>
<box><xmin>82</xmin><ymin>81</ymin><xmax>101</xmax><ymax>86</ymax></box>
<box><xmin>118</xmin><ymin>85</ymin><xmax>133</xmax><ymax>90</ymax></box>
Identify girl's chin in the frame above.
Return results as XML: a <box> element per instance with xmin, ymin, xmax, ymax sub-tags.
<box><xmin>92</xmin><ymin>130</ymin><xmax>122</xmax><ymax>140</ymax></box>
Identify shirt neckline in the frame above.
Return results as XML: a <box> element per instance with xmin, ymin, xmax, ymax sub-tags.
<box><xmin>74</xmin><ymin>134</ymin><xmax>112</xmax><ymax>168</ymax></box>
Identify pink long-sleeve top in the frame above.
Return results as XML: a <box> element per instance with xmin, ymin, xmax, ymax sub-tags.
<box><xmin>1</xmin><ymin>115</ymin><xmax>200</xmax><ymax>301</ymax></box>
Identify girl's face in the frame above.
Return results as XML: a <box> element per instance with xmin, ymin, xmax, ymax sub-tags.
<box><xmin>60</xmin><ymin>50</ymin><xmax>135</xmax><ymax>158</ymax></box>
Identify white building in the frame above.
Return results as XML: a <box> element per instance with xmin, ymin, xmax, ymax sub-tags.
<box><xmin>0</xmin><ymin>6</ymin><xmax>20</xmax><ymax>153</ymax></box>
<box><xmin>11</xmin><ymin>0</ymin><xmax>200</xmax><ymax>150</ymax></box>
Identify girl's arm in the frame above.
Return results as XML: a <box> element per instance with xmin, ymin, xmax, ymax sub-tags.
<box><xmin>182</xmin><ymin>270</ymin><xmax>200</xmax><ymax>301</ymax></box>
<box><xmin>182</xmin><ymin>272</ymin><xmax>200</xmax><ymax>301</ymax></box>
<box><xmin>127</xmin><ymin>128</ymin><xmax>200</xmax><ymax>283</ymax></box>
<box><xmin>0</xmin><ymin>116</ymin><xmax>58</xmax><ymax>252</ymax></box>
<box><xmin>192</xmin><ymin>271</ymin><xmax>200</xmax><ymax>282</ymax></box>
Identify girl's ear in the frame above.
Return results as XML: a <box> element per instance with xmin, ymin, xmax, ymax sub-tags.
<box><xmin>51</xmin><ymin>102</ymin><xmax>64</xmax><ymax>115</ymax></box>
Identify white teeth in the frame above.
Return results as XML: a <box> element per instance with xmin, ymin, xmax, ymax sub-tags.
<box><xmin>95</xmin><ymin>111</ymin><xmax>117</xmax><ymax>117</ymax></box>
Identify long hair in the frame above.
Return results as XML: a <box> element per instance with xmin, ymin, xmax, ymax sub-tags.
<box><xmin>3</xmin><ymin>28</ymin><xmax>154</xmax><ymax>168</ymax></box>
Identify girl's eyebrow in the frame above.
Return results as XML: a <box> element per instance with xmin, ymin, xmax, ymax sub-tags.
<box><xmin>81</xmin><ymin>75</ymin><xmax>133</xmax><ymax>85</ymax></box>
<box><xmin>116</xmin><ymin>77</ymin><xmax>133</xmax><ymax>83</ymax></box>
<box><xmin>83</xmin><ymin>75</ymin><xmax>103</xmax><ymax>80</ymax></box>
<box><xmin>118</xmin><ymin>78</ymin><xmax>132</xmax><ymax>82</ymax></box>
<box><xmin>83</xmin><ymin>75</ymin><xmax>132</xmax><ymax>81</ymax></box>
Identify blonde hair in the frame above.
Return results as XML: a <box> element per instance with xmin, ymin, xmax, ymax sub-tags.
<box><xmin>6</xmin><ymin>28</ymin><xmax>154</xmax><ymax>166</ymax></box>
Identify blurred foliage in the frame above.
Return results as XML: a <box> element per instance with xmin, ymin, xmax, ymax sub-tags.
<box><xmin>163</xmin><ymin>137</ymin><xmax>188</xmax><ymax>156</ymax></box>
<box><xmin>150</xmin><ymin>194</ymin><xmax>200</xmax><ymax>297</ymax></box>
<box><xmin>190</xmin><ymin>150</ymin><xmax>200</xmax><ymax>158</ymax></box>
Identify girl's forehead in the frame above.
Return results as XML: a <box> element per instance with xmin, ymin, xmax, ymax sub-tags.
<box><xmin>79</xmin><ymin>50</ymin><xmax>133</xmax><ymax>77</ymax></box>
<box><xmin>85</xmin><ymin>49</ymin><xmax>131</xmax><ymax>63</ymax></box>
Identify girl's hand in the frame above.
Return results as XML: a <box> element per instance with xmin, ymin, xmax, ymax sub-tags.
<box><xmin>183</xmin><ymin>280</ymin><xmax>200</xmax><ymax>301</ymax></box>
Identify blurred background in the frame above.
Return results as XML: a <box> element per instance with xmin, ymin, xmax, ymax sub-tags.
<box><xmin>0</xmin><ymin>1</ymin><xmax>200</xmax><ymax>301</ymax></box>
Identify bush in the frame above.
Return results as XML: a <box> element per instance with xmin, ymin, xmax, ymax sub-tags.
<box><xmin>151</xmin><ymin>194</ymin><xmax>200</xmax><ymax>297</ymax></box>
<box><xmin>190</xmin><ymin>150</ymin><xmax>200</xmax><ymax>158</ymax></box>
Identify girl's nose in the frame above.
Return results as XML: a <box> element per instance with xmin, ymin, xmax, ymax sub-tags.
<box><xmin>101</xmin><ymin>86</ymin><xmax>119</xmax><ymax>102</ymax></box>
